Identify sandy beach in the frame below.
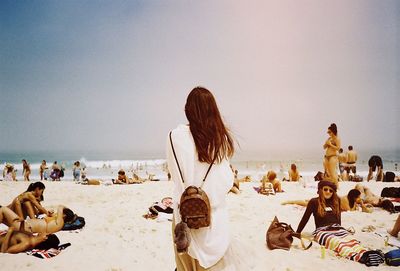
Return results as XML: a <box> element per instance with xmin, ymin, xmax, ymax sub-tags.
<box><xmin>1</xmin><ymin>175</ymin><xmax>400</xmax><ymax>270</ymax></box>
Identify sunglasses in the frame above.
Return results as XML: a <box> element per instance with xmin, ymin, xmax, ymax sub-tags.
<box><xmin>323</xmin><ymin>187</ymin><xmax>334</xmax><ymax>193</ymax></box>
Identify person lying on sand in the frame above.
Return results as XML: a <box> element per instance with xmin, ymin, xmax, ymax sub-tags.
<box><xmin>0</xmin><ymin>205</ymin><xmax>75</xmax><ymax>234</ymax></box>
<box><xmin>8</xmin><ymin>182</ymin><xmax>53</xmax><ymax>219</ymax></box>
<box><xmin>143</xmin><ymin>197</ymin><xmax>173</xmax><ymax>219</ymax></box>
<box><xmin>0</xmin><ymin>226</ymin><xmax>54</xmax><ymax>254</ymax></box>
<box><xmin>354</xmin><ymin>184</ymin><xmax>396</xmax><ymax>213</ymax></box>
<box><xmin>113</xmin><ymin>170</ymin><xmax>143</xmax><ymax>184</ymax></box>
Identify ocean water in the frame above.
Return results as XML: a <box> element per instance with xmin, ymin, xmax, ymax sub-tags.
<box><xmin>1</xmin><ymin>149</ymin><xmax>399</xmax><ymax>181</ymax></box>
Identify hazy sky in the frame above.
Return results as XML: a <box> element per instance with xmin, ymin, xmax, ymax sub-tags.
<box><xmin>0</xmin><ymin>0</ymin><xmax>399</xmax><ymax>160</ymax></box>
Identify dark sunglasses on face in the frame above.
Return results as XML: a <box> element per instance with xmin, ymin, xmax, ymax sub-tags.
<box><xmin>323</xmin><ymin>187</ymin><xmax>334</xmax><ymax>193</ymax></box>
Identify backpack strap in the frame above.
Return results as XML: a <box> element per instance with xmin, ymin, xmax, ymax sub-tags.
<box><xmin>169</xmin><ymin>131</ymin><xmax>185</xmax><ymax>183</ymax></box>
<box><xmin>169</xmin><ymin>131</ymin><xmax>217</xmax><ymax>186</ymax></box>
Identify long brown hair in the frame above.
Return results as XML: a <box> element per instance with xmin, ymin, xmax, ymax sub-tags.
<box><xmin>317</xmin><ymin>188</ymin><xmax>340</xmax><ymax>218</ymax></box>
<box><xmin>185</xmin><ymin>87</ymin><xmax>234</xmax><ymax>164</ymax></box>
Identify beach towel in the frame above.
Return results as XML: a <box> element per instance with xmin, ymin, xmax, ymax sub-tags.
<box><xmin>314</xmin><ymin>225</ymin><xmax>367</xmax><ymax>262</ymax></box>
<box><xmin>26</xmin><ymin>243</ymin><xmax>71</xmax><ymax>259</ymax></box>
<box><xmin>253</xmin><ymin>184</ymin><xmax>275</xmax><ymax>195</ymax></box>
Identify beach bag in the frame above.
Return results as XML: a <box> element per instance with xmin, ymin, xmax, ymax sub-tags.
<box><xmin>266</xmin><ymin>216</ymin><xmax>312</xmax><ymax>251</ymax></box>
<box><xmin>62</xmin><ymin>216</ymin><xmax>85</xmax><ymax>231</ymax></box>
<box><xmin>383</xmin><ymin>172</ymin><xmax>395</xmax><ymax>182</ymax></box>
<box><xmin>169</xmin><ymin>131</ymin><xmax>214</xmax><ymax>229</ymax></box>
<box><xmin>381</xmin><ymin>187</ymin><xmax>400</xmax><ymax>198</ymax></box>
<box><xmin>385</xmin><ymin>249</ymin><xmax>400</xmax><ymax>266</ymax></box>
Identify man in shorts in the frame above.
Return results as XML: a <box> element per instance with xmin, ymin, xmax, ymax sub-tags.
<box><xmin>345</xmin><ymin>145</ymin><xmax>358</xmax><ymax>175</ymax></box>
<box><xmin>367</xmin><ymin>155</ymin><xmax>383</xmax><ymax>182</ymax></box>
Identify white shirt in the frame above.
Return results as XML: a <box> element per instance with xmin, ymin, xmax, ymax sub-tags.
<box><xmin>166</xmin><ymin>124</ymin><xmax>233</xmax><ymax>268</ymax></box>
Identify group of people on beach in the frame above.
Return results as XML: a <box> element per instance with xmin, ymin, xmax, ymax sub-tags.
<box><xmin>165</xmin><ymin>87</ymin><xmax>399</xmax><ymax>270</ymax></box>
<box><xmin>2</xmin><ymin>160</ymin><xmax>66</xmax><ymax>182</ymax></box>
<box><xmin>0</xmin><ymin>181</ymin><xmax>78</xmax><ymax>253</ymax></box>
<box><xmin>1</xmin><ymin>86</ymin><xmax>399</xmax><ymax>269</ymax></box>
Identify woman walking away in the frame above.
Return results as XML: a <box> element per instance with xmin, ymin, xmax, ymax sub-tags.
<box><xmin>167</xmin><ymin>86</ymin><xmax>241</xmax><ymax>270</ymax></box>
<box><xmin>322</xmin><ymin>123</ymin><xmax>340</xmax><ymax>186</ymax></box>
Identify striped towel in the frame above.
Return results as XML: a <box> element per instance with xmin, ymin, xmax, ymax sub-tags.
<box><xmin>314</xmin><ymin>224</ymin><xmax>367</xmax><ymax>262</ymax></box>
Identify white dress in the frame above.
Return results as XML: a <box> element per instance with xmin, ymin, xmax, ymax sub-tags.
<box><xmin>166</xmin><ymin>124</ymin><xmax>234</xmax><ymax>269</ymax></box>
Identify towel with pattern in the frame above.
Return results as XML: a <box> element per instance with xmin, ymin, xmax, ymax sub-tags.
<box><xmin>26</xmin><ymin>243</ymin><xmax>71</xmax><ymax>259</ymax></box>
<box><xmin>314</xmin><ymin>224</ymin><xmax>367</xmax><ymax>262</ymax></box>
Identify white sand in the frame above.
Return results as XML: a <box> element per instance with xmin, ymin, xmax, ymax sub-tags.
<box><xmin>1</xmin><ymin>178</ymin><xmax>399</xmax><ymax>270</ymax></box>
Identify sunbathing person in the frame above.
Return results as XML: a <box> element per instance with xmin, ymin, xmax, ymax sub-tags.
<box><xmin>340</xmin><ymin>189</ymin><xmax>371</xmax><ymax>213</ymax></box>
<box><xmin>113</xmin><ymin>169</ymin><xmax>130</xmax><ymax>184</ymax></box>
<box><xmin>295</xmin><ymin>181</ymin><xmax>384</xmax><ymax>266</ymax></box>
<box><xmin>0</xmin><ymin>226</ymin><xmax>51</xmax><ymax>254</ymax></box>
<box><xmin>132</xmin><ymin>173</ymin><xmax>145</xmax><ymax>183</ymax></box>
<box><xmin>8</xmin><ymin>182</ymin><xmax>53</xmax><ymax>219</ymax></box>
<box><xmin>355</xmin><ymin>184</ymin><xmax>396</xmax><ymax>213</ymax></box>
<box><xmin>260</xmin><ymin>170</ymin><xmax>283</xmax><ymax>193</ymax></box>
<box><xmin>113</xmin><ymin>169</ymin><xmax>143</xmax><ymax>184</ymax></box>
<box><xmin>2</xmin><ymin>163</ymin><xmax>17</xmax><ymax>181</ymax></box>
<box><xmin>0</xmin><ymin>205</ymin><xmax>75</xmax><ymax>234</ymax></box>
<box><xmin>288</xmin><ymin>164</ymin><xmax>301</xmax><ymax>182</ymax></box>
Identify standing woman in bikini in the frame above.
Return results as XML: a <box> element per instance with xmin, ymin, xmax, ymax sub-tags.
<box><xmin>8</xmin><ymin>182</ymin><xmax>53</xmax><ymax>219</ymax></box>
<box><xmin>22</xmin><ymin>159</ymin><xmax>31</xmax><ymax>181</ymax></box>
<box><xmin>323</xmin><ymin>123</ymin><xmax>341</xmax><ymax>186</ymax></box>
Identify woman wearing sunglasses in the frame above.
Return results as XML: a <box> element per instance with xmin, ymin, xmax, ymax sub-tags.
<box><xmin>295</xmin><ymin>180</ymin><xmax>341</xmax><ymax>235</ymax></box>
<box><xmin>295</xmin><ymin>180</ymin><xmax>384</xmax><ymax>266</ymax></box>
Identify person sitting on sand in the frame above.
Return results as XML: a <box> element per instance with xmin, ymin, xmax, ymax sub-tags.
<box><xmin>8</xmin><ymin>182</ymin><xmax>53</xmax><ymax>219</ymax></box>
<box><xmin>50</xmin><ymin>161</ymin><xmax>62</xmax><ymax>181</ymax></box>
<box><xmin>260</xmin><ymin>170</ymin><xmax>283</xmax><ymax>193</ymax></box>
<box><xmin>282</xmin><ymin>187</ymin><xmax>371</xmax><ymax>213</ymax></box>
<box><xmin>0</xmin><ymin>226</ymin><xmax>55</xmax><ymax>254</ymax></box>
<box><xmin>288</xmin><ymin>164</ymin><xmax>301</xmax><ymax>182</ymax></box>
<box><xmin>1</xmin><ymin>205</ymin><xmax>75</xmax><ymax>234</ymax></box>
<box><xmin>295</xmin><ymin>180</ymin><xmax>384</xmax><ymax>266</ymax></box>
<box><xmin>3</xmin><ymin>164</ymin><xmax>17</xmax><ymax>181</ymax></box>
<box><xmin>388</xmin><ymin>215</ymin><xmax>400</xmax><ymax>238</ymax></box>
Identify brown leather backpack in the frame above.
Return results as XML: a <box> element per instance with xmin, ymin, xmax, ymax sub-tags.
<box><xmin>169</xmin><ymin>132</ymin><xmax>214</xmax><ymax>229</ymax></box>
